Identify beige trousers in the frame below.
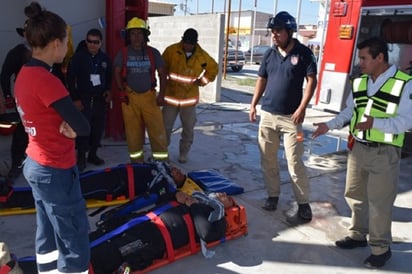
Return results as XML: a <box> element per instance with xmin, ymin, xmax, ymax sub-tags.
<box><xmin>346</xmin><ymin>141</ymin><xmax>400</xmax><ymax>255</ymax></box>
<box><xmin>258</xmin><ymin>110</ymin><xmax>310</xmax><ymax>204</ymax></box>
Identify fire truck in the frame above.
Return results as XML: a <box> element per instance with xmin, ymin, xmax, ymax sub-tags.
<box><xmin>314</xmin><ymin>0</ymin><xmax>412</xmax><ymax>112</ymax></box>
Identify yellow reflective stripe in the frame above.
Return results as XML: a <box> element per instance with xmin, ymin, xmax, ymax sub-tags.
<box><xmin>36</xmin><ymin>250</ymin><xmax>58</xmax><ymax>264</ymax></box>
<box><xmin>130</xmin><ymin>150</ymin><xmax>143</xmax><ymax>159</ymax></box>
<box><xmin>352</xmin><ymin>78</ymin><xmax>363</xmax><ymax>92</ymax></box>
<box><xmin>356</xmin><ymin>131</ymin><xmax>364</xmax><ymax>139</ymax></box>
<box><xmin>384</xmin><ymin>133</ymin><xmax>393</xmax><ymax>143</ymax></box>
<box><xmin>386</xmin><ymin>102</ymin><xmax>396</xmax><ymax>114</ymax></box>
<box><xmin>390</xmin><ymin>79</ymin><xmax>403</xmax><ymax>96</ymax></box>
<box><xmin>200</xmin><ymin>76</ymin><xmax>209</xmax><ymax>85</ymax></box>
<box><xmin>164</xmin><ymin>96</ymin><xmax>180</xmax><ymax>105</ymax></box>
<box><xmin>168</xmin><ymin>72</ymin><xmax>198</xmax><ymax>84</ymax></box>
<box><xmin>152</xmin><ymin>152</ymin><xmax>169</xmax><ymax>160</ymax></box>
<box><xmin>164</xmin><ymin>96</ymin><xmax>198</xmax><ymax>106</ymax></box>
<box><xmin>364</xmin><ymin>99</ymin><xmax>373</xmax><ymax>116</ymax></box>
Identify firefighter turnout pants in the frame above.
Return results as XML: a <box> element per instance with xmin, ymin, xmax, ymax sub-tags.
<box><xmin>121</xmin><ymin>88</ymin><xmax>168</xmax><ymax>162</ymax></box>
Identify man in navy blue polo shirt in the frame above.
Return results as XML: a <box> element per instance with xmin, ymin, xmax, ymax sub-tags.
<box><xmin>249</xmin><ymin>11</ymin><xmax>317</xmax><ymax>223</ymax></box>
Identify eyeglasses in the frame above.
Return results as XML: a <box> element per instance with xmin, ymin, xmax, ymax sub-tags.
<box><xmin>86</xmin><ymin>39</ymin><xmax>101</xmax><ymax>45</ymax></box>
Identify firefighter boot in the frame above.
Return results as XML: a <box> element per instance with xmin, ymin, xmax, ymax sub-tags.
<box><xmin>77</xmin><ymin>151</ymin><xmax>87</xmax><ymax>172</ymax></box>
<box><xmin>87</xmin><ymin>148</ymin><xmax>105</xmax><ymax>166</ymax></box>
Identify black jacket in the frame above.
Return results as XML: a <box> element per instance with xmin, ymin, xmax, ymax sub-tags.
<box><xmin>67</xmin><ymin>48</ymin><xmax>112</xmax><ymax>100</ymax></box>
<box><xmin>0</xmin><ymin>44</ymin><xmax>31</xmax><ymax>97</ymax></box>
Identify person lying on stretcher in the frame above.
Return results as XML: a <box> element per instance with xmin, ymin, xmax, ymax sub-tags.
<box><xmin>168</xmin><ymin>166</ymin><xmax>236</xmax><ymax>258</ymax></box>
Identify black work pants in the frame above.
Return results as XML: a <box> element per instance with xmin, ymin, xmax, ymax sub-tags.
<box><xmin>76</xmin><ymin>96</ymin><xmax>107</xmax><ymax>154</ymax></box>
<box><xmin>11</xmin><ymin>121</ymin><xmax>28</xmax><ymax>167</ymax></box>
<box><xmin>190</xmin><ymin>203</ymin><xmax>226</xmax><ymax>243</ymax></box>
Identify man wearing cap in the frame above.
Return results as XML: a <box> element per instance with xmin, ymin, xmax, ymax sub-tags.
<box><xmin>113</xmin><ymin>17</ymin><xmax>169</xmax><ymax>163</ymax></box>
<box><xmin>0</xmin><ymin>23</ymin><xmax>31</xmax><ymax>180</ymax></box>
<box><xmin>162</xmin><ymin>28</ymin><xmax>219</xmax><ymax>163</ymax></box>
<box><xmin>249</xmin><ymin>11</ymin><xmax>317</xmax><ymax>223</ymax></box>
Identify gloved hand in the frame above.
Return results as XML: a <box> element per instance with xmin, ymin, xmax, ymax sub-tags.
<box><xmin>4</xmin><ymin>95</ymin><xmax>15</xmax><ymax>109</ymax></box>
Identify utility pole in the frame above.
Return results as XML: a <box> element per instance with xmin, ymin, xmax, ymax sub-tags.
<box><xmin>273</xmin><ymin>0</ymin><xmax>278</xmax><ymax>15</ymax></box>
<box><xmin>183</xmin><ymin>0</ymin><xmax>188</xmax><ymax>15</ymax></box>
<box><xmin>250</xmin><ymin>0</ymin><xmax>257</xmax><ymax>64</ymax></box>
<box><xmin>236</xmin><ymin>0</ymin><xmax>242</xmax><ymax>52</ymax></box>
<box><xmin>223</xmin><ymin>0</ymin><xmax>232</xmax><ymax>79</ymax></box>
<box><xmin>296</xmin><ymin>0</ymin><xmax>302</xmax><ymax>38</ymax></box>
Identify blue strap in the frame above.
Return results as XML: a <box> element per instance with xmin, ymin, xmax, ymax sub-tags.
<box><xmin>90</xmin><ymin>202</ymin><xmax>175</xmax><ymax>248</ymax></box>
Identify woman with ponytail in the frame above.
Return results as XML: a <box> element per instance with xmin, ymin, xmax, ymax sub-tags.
<box><xmin>14</xmin><ymin>2</ymin><xmax>91</xmax><ymax>273</ymax></box>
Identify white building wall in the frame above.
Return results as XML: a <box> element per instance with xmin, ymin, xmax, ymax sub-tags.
<box><xmin>0</xmin><ymin>0</ymin><xmax>105</xmax><ymax>72</ymax></box>
<box><xmin>0</xmin><ymin>3</ymin><xmax>223</xmax><ymax>103</ymax></box>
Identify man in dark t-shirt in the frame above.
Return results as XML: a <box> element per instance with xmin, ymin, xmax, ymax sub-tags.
<box><xmin>249</xmin><ymin>11</ymin><xmax>318</xmax><ymax>224</ymax></box>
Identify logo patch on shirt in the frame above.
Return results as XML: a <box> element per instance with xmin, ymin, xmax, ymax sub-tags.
<box><xmin>291</xmin><ymin>55</ymin><xmax>299</xmax><ymax>65</ymax></box>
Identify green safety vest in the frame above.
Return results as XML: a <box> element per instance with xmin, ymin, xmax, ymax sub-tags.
<box><xmin>350</xmin><ymin>70</ymin><xmax>412</xmax><ymax>147</ymax></box>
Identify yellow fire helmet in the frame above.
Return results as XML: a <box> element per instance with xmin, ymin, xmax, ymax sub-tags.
<box><xmin>126</xmin><ymin>17</ymin><xmax>150</xmax><ymax>35</ymax></box>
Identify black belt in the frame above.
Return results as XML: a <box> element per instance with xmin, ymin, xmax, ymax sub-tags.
<box><xmin>356</xmin><ymin>140</ymin><xmax>383</xmax><ymax>148</ymax></box>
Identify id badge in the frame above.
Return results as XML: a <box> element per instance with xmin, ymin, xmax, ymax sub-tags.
<box><xmin>90</xmin><ymin>74</ymin><xmax>101</xmax><ymax>86</ymax></box>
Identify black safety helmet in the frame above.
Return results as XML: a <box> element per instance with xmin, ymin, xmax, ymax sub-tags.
<box><xmin>267</xmin><ymin>11</ymin><xmax>297</xmax><ymax>32</ymax></box>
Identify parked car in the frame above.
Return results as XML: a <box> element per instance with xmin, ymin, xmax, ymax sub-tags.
<box><xmin>223</xmin><ymin>47</ymin><xmax>245</xmax><ymax>72</ymax></box>
<box><xmin>244</xmin><ymin>45</ymin><xmax>272</xmax><ymax>64</ymax></box>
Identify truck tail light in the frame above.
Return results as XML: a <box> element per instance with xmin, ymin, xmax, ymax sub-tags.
<box><xmin>339</xmin><ymin>25</ymin><xmax>354</xmax><ymax>39</ymax></box>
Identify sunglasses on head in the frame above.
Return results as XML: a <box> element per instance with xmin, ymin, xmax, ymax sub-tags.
<box><xmin>86</xmin><ymin>39</ymin><xmax>101</xmax><ymax>45</ymax></box>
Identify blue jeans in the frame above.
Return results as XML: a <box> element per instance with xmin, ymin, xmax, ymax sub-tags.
<box><xmin>23</xmin><ymin>157</ymin><xmax>90</xmax><ymax>273</ymax></box>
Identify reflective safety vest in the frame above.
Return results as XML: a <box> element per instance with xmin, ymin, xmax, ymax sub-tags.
<box><xmin>350</xmin><ymin>70</ymin><xmax>412</xmax><ymax>147</ymax></box>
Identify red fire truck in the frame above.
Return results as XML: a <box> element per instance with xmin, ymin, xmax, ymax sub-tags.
<box><xmin>313</xmin><ymin>0</ymin><xmax>412</xmax><ymax>154</ymax></box>
<box><xmin>314</xmin><ymin>0</ymin><xmax>412</xmax><ymax>112</ymax></box>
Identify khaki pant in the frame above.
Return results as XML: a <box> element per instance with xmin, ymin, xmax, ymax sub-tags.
<box><xmin>258</xmin><ymin>110</ymin><xmax>310</xmax><ymax>204</ymax></box>
<box><xmin>346</xmin><ymin>141</ymin><xmax>400</xmax><ymax>255</ymax></box>
<box><xmin>162</xmin><ymin>104</ymin><xmax>197</xmax><ymax>156</ymax></box>
<box><xmin>121</xmin><ymin>89</ymin><xmax>168</xmax><ymax>161</ymax></box>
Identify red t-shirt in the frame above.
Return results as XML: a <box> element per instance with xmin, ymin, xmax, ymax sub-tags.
<box><xmin>15</xmin><ymin>65</ymin><xmax>76</xmax><ymax>168</ymax></box>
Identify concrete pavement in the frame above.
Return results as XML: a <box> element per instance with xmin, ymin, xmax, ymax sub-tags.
<box><xmin>0</xmin><ymin>67</ymin><xmax>411</xmax><ymax>273</ymax></box>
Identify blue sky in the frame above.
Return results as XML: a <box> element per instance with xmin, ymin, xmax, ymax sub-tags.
<box><xmin>170</xmin><ymin>0</ymin><xmax>321</xmax><ymax>25</ymax></box>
